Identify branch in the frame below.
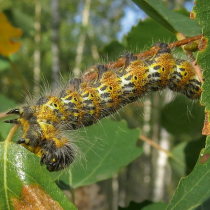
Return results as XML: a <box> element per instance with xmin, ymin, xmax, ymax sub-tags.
<box><xmin>140</xmin><ymin>134</ymin><xmax>172</xmax><ymax>157</ymax></box>
<box><xmin>0</xmin><ymin>111</ymin><xmax>7</xmax><ymax>119</ymax></box>
<box><xmin>5</xmin><ymin>124</ymin><xmax>19</xmax><ymax>143</ymax></box>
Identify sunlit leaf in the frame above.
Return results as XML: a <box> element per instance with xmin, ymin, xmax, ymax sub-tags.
<box><xmin>53</xmin><ymin>119</ymin><xmax>143</xmax><ymax>189</ymax></box>
<box><xmin>0</xmin><ymin>142</ymin><xmax>76</xmax><ymax>209</ymax></box>
<box><xmin>125</xmin><ymin>18</ymin><xmax>176</xmax><ymax>51</ymax></box>
<box><xmin>170</xmin><ymin>137</ymin><xmax>206</xmax><ymax>177</ymax></box>
<box><xmin>167</xmin><ymin>0</ymin><xmax>210</xmax><ymax>209</ymax></box>
<box><xmin>133</xmin><ymin>0</ymin><xmax>201</xmax><ymax>36</ymax></box>
<box><xmin>161</xmin><ymin>95</ymin><xmax>204</xmax><ymax>136</ymax></box>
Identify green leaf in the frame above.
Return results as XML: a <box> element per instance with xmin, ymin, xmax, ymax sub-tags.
<box><xmin>170</xmin><ymin>142</ymin><xmax>188</xmax><ymax>177</ymax></box>
<box><xmin>0</xmin><ymin>57</ymin><xmax>10</xmax><ymax>71</ymax></box>
<box><xmin>195</xmin><ymin>197</ymin><xmax>210</xmax><ymax>210</ymax></box>
<box><xmin>193</xmin><ymin>0</ymin><xmax>210</xmax><ymax>110</ymax></box>
<box><xmin>118</xmin><ymin>200</ymin><xmax>166</xmax><ymax>210</ymax></box>
<box><xmin>119</xmin><ymin>200</ymin><xmax>153</xmax><ymax>210</ymax></box>
<box><xmin>102</xmin><ymin>18</ymin><xmax>177</xmax><ymax>66</ymax></box>
<box><xmin>0</xmin><ymin>141</ymin><xmax>76</xmax><ymax>210</ymax></box>
<box><xmin>142</xmin><ymin>202</ymin><xmax>166</xmax><ymax>210</ymax></box>
<box><xmin>0</xmin><ymin>0</ymin><xmax>12</xmax><ymax>10</ymax></box>
<box><xmin>132</xmin><ymin>0</ymin><xmax>176</xmax><ymax>34</ymax></box>
<box><xmin>125</xmin><ymin>18</ymin><xmax>176</xmax><ymax>52</ymax></box>
<box><xmin>184</xmin><ymin>137</ymin><xmax>206</xmax><ymax>175</ymax></box>
<box><xmin>170</xmin><ymin>137</ymin><xmax>206</xmax><ymax>177</ymax></box>
<box><xmin>0</xmin><ymin>94</ymin><xmax>16</xmax><ymax>111</ymax></box>
<box><xmin>12</xmin><ymin>9</ymin><xmax>34</xmax><ymax>36</ymax></box>
<box><xmin>167</xmin><ymin>136</ymin><xmax>210</xmax><ymax>210</ymax></box>
<box><xmin>161</xmin><ymin>95</ymin><xmax>204</xmax><ymax>136</ymax></box>
<box><xmin>133</xmin><ymin>0</ymin><xmax>201</xmax><ymax>36</ymax></box>
<box><xmin>53</xmin><ymin>119</ymin><xmax>143</xmax><ymax>189</ymax></box>
<box><xmin>166</xmin><ymin>1</ymin><xmax>210</xmax><ymax>207</ymax></box>
<box><xmin>99</xmin><ymin>40</ymin><xmax>126</xmax><ymax>61</ymax></box>
<box><xmin>0</xmin><ymin>54</ymin><xmax>17</xmax><ymax>72</ymax></box>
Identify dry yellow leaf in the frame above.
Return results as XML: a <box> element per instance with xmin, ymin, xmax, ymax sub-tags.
<box><xmin>0</xmin><ymin>12</ymin><xmax>22</xmax><ymax>57</ymax></box>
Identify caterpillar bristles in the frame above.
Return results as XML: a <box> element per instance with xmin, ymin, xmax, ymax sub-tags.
<box><xmin>7</xmin><ymin>41</ymin><xmax>202</xmax><ymax>172</ymax></box>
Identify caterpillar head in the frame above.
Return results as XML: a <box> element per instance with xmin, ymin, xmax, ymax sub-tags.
<box><xmin>40</xmin><ymin>139</ymin><xmax>75</xmax><ymax>172</ymax></box>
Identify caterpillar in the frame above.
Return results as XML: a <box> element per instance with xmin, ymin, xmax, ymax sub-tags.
<box><xmin>5</xmin><ymin>42</ymin><xmax>202</xmax><ymax>172</ymax></box>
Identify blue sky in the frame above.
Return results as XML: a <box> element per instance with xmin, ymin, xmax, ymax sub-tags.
<box><xmin>117</xmin><ymin>0</ymin><xmax>195</xmax><ymax>41</ymax></box>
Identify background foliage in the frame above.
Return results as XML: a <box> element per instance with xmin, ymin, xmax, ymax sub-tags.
<box><xmin>0</xmin><ymin>0</ymin><xmax>209</xmax><ymax>209</ymax></box>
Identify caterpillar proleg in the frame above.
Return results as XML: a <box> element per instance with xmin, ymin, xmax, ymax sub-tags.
<box><xmin>5</xmin><ymin>42</ymin><xmax>202</xmax><ymax>171</ymax></box>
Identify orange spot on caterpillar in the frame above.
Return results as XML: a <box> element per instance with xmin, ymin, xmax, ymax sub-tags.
<box><xmin>200</xmin><ymin>154</ymin><xmax>210</xmax><ymax>164</ymax></box>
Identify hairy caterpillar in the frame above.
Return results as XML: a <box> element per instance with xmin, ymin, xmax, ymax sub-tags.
<box><xmin>5</xmin><ymin>42</ymin><xmax>202</xmax><ymax>171</ymax></box>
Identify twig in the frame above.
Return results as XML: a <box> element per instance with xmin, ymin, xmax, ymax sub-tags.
<box><xmin>6</xmin><ymin>57</ymin><xmax>30</xmax><ymax>97</ymax></box>
<box><xmin>168</xmin><ymin>34</ymin><xmax>203</xmax><ymax>49</ymax></box>
<box><xmin>0</xmin><ymin>111</ymin><xmax>7</xmax><ymax>119</ymax></box>
<box><xmin>140</xmin><ymin>134</ymin><xmax>187</xmax><ymax>168</ymax></box>
<box><xmin>5</xmin><ymin>124</ymin><xmax>19</xmax><ymax>143</ymax></box>
<box><xmin>69</xmin><ymin>188</ymin><xmax>75</xmax><ymax>205</ymax></box>
<box><xmin>68</xmin><ymin>170</ymin><xmax>75</xmax><ymax>204</ymax></box>
<box><xmin>140</xmin><ymin>134</ymin><xmax>172</xmax><ymax>157</ymax></box>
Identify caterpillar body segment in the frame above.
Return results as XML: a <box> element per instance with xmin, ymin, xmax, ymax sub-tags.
<box><xmin>168</xmin><ymin>59</ymin><xmax>202</xmax><ymax>99</ymax></box>
<box><xmin>5</xmin><ymin>42</ymin><xmax>202</xmax><ymax>171</ymax></box>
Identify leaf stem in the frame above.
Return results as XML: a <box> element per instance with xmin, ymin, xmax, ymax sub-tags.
<box><xmin>140</xmin><ymin>134</ymin><xmax>172</xmax><ymax>157</ymax></box>
<box><xmin>68</xmin><ymin>170</ymin><xmax>75</xmax><ymax>204</ymax></box>
<box><xmin>70</xmin><ymin>188</ymin><xmax>75</xmax><ymax>204</ymax></box>
<box><xmin>0</xmin><ymin>111</ymin><xmax>7</xmax><ymax>119</ymax></box>
<box><xmin>5</xmin><ymin>124</ymin><xmax>19</xmax><ymax>143</ymax></box>
<box><xmin>6</xmin><ymin>56</ymin><xmax>30</xmax><ymax>97</ymax></box>
<box><xmin>140</xmin><ymin>134</ymin><xmax>187</xmax><ymax>168</ymax></box>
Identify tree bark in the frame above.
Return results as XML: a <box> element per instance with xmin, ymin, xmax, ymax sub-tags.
<box><xmin>34</xmin><ymin>0</ymin><xmax>41</xmax><ymax>94</ymax></box>
<box><xmin>73</xmin><ymin>0</ymin><xmax>91</xmax><ymax>78</ymax></box>
<box><xmin>51</xmin><ymin>0</ymin><xmax>60</xmax><ymax>88</ymax></box>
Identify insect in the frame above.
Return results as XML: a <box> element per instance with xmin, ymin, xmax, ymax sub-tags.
<box><xmin>5</xmin><ymin>42</ymin><xmax>202</xmax><ymax>171</ymax></box>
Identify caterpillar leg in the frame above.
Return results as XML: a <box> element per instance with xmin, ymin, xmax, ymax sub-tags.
<box><xmin>6</xmin><ymin>106</ymin><xmax>36</xmax><ymax>120</ymax></box>
<box><xmin>17</xmin><ymin>122</ymin><xmax>75</xmax><ymax>171</ymax></box>
<box><xmin>4</xmin><ymin>119</ymin><xmax>19</xmax><ymax>124</ymax></box>
<box><xmin>6</xmin><ymin>109</ymin><xmax>21</xmax><ymax>115</ymax></box>
<box><xmin>17</xmin><ymin>138</ymin><xmax>30</xmax><ymax>145</ymax></box>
